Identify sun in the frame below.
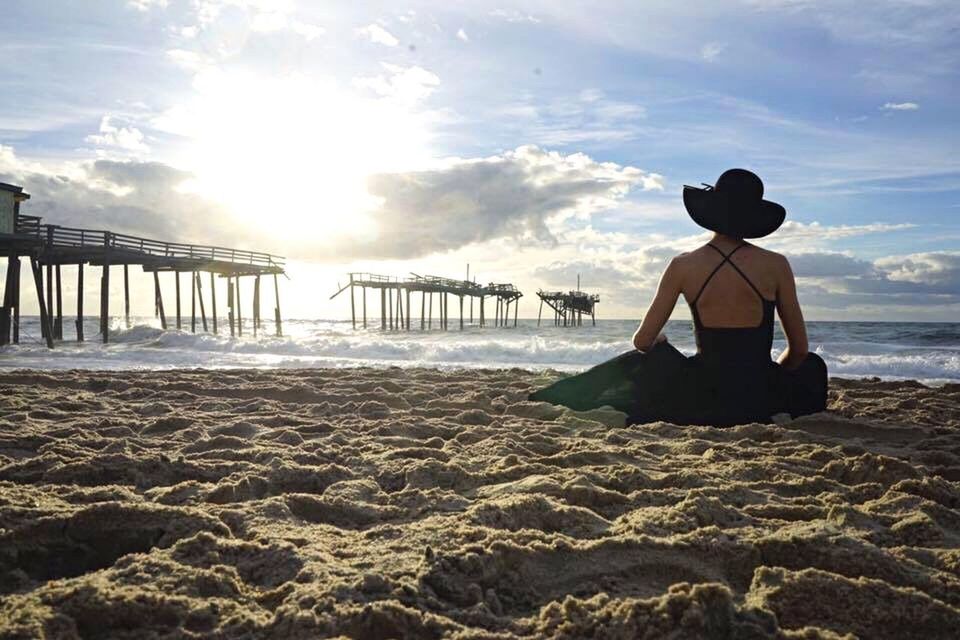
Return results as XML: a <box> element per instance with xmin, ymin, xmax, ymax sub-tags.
<box><xmin>168</xmin><ymin>68</ymin><xmax>433</xmax><ymax>245</ymax></box>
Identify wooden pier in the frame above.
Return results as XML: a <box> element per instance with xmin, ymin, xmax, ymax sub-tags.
<box><xmin>331</xmin><ymin>272</ymin><xmax>523</xmax><ymax>330</ymax></box>
<box><xmin>536</xmin><ymin>281</ymin><xmax>599</xmax><ymax>327</ymax></box>
<box><xmin>0</xmin><ymin>183</ymin><xmax>286</xmax><ymax>348</ymax></box>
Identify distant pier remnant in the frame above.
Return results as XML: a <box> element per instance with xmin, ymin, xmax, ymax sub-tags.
<box><xmin>537</xmin><ymin>275</ymin><xmax>599</xmax><ymax>327</ymax></box>
<box><xmin>331</xmin><ymin>271</ymin><xmax>523</xmax><ymax>330</ymax></box>
<box><xmin>0</xmin><ymin>182</ymin><xmax>286</xmax><ymax>348</ymax></box>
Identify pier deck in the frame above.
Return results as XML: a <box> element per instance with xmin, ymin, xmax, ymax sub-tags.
<box><xmin>0</xmin><ymin>183</ymin><xmax>286</xmax><ymax>347</ymax></box>
<box><xmin>332</xmin><ymin>272</ymin><xmax>523</xmax><ymax>330</ymax></box>
<box><xmin>537</xmin><ymin>289</ymin><xmax>599</xmax><ymax>327</ymax></box>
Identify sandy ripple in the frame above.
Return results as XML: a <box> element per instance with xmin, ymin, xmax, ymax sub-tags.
<box><xmin>0</xmin><ymin>368</ymin><xmax>958</xmax><ymax>638</ymax></box>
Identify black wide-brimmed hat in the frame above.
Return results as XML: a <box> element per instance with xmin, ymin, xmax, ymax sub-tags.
<box><xmin>683</xmin><ymin>168</ymin><xmax>786</xmax><ymax>238</ymax></box>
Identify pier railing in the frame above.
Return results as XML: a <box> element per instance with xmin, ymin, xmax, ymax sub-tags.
<box><xmin>36</xmin><ymin>224</ymin><xmax>284</xmax><ymax>269</ymax></box>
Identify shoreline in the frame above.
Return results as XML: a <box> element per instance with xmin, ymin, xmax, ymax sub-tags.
<box><xmin>1</xmin><ymin>368</ymin><xmax>958</xmax><ymax>637</ymax></box>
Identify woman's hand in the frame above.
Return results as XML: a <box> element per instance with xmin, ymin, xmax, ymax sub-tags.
<box><xmin>637</xmin><ymin>332</ymin><xmax>668</xmax><ymax>353</ymax></box>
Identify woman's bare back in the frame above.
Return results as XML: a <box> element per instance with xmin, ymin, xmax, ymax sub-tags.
<box><xmin>675</xmin><ymin>240</ymin><xmax>780</xmax><ymax>328</ymax></box>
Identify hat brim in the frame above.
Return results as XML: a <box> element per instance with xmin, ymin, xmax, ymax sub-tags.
<box><xmin>683</xmin><ymin>186</ymin><xmax>786</xmax><ymax>239</ymax></box>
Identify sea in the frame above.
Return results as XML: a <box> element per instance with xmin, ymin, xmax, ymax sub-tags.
<box><xmin>0</xmin><ymin>317</ymin><xmax>958</xmax><ymax>385</ymax></box>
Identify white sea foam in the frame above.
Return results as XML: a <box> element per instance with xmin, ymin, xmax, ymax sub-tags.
<box><xmin>1</xmin><ymin>317</ymin><xmax>958</xmax><ymax>384</ymax></box>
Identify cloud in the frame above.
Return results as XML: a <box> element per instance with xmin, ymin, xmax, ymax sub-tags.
<box><xmin>701</xmin><ymin>42</ymin><xmax>726</xmax><ymax>62</ymax></box>
<box><xmin>876</xmin><ymin>251</ymin><xmax>960</xmax><ymax>289</ymax></box>
<box><xmin>489</xmin><ymin>9</ymin><xmax>540</xmax><ymax>24</ymax></box>
<box><xmin>352</xmin><ymin>64</ymin><xmax>440</xmax><ymax>104</ymax></box>
<box><xmin>356</xmin><ymin>23</ymin><xmax>399</xmax><ymax>47</ymax></box>
<box><xmin>457</xmin><ymin>28</ymin><xmax>470</xmax><ymax>42</ymax></box>
<box><xmin>769</xmin><ymin>220</ymin><xmax>915</xmax><ymax>242</ymax></box>
<box><xmin>785</xmin><ymin>251</ymin><xmax>877</xmax><ymax>277</ymax></box>
<box><xmin>0</xmin><ymin>146</ymin><xmax>252</xmax><ymax>249</ymax></box>
<box><xmin>84</xmin><ymin>116</ymin><xmax>149</xmax><ymax>153</ymax></box>
<box><xmin>127</xmin><ymin>0</ymin><xmax>167</xmax><ymax>11</ymax></box>
<box><xmin>881</xmin><ymin>102</ymin><xmax>920</xmax><ymax>111</ymax></box>
<box><xmin>334</xmin><ymin>145</ymin><xmax>658</xmax><ymax>260</ymax></box>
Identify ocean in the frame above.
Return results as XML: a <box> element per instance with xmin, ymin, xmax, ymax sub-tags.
<box><xmin>1</xmin><ymin>316</ymin><xmax>958</xmax><ymax>385</ymax></box>
<box><xmin>0</xmin><ymin>317</ymin><xmax>960</xmax><ymax>384</ymax></box>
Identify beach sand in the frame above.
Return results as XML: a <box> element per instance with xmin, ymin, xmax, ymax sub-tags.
<box><xmin>0</xmin><ymin>368</ymin><xmax>958</xmax><ymax>639</ymax></box>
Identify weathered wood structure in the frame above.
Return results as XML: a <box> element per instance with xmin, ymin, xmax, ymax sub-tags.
<box><xmin>537</xmin><ymin>277</ymin><xmax>599</xmax><ymax>327</ymax></box>
<box><xmin>331</xmin><ymin>272</ymin><xmax>523</xmax><ymax>330</ymax></box>
<box><xmin>0</xmin><ymin>183</ymin><xmax>286</xmax><ymax>348</ymax></box>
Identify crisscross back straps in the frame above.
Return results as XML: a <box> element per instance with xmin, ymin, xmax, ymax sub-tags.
<box><xmin>692</xmin><ymin>243</ymin><xmax>766</xmax><ymax>305</ymax></box>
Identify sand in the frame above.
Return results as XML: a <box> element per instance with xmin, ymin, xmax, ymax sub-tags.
<box><xmin>0</xmin><ymin>368</ymin><xmax>958</xmax><ymax>639</ymax></box>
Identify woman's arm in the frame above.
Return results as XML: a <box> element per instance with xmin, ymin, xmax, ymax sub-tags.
<box><xmin>632</xmin><ymin>257</ymin><xmax>683</xmax><ymax>351</ymax></box>
<box><xmin>775</xmin><ymin>255</ymin><xmax>810</xmax><ymax>369</ymax></box>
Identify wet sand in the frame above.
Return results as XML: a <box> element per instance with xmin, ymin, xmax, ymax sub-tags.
<box><xmin>0</xmin><ymin>368</ymin><xmax>958</xmax><ymax>639</ymax></box>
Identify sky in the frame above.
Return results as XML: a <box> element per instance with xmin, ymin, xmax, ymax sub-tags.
<box><xmin>1</xmin><ymin>0</ymin><xmax>959</xmax><ymax>321</ymax></box>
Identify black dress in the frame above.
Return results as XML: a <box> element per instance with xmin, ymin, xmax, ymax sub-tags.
<box><xmin>528</xmin><ymin>243</ymin><xmax>828</xmax><ymax>427</ymax></box>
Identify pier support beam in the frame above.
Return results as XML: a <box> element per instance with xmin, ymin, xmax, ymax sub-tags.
<box><xmin>55</xmin><ymin>265</ymin><xmax>63</xmax><ymax>340</ymax></box>
<box><xmin>252</xmin><ymin>275</ymin><xmax>259</xmax><ymax>337</ymax></box>
<box><xmin>100</xmin><ymin>248</ymin><xmax>111</xmax><ymax>344</ymax></box>
<box><xmin>235</xmin><ymin>278</ymin><xmax>243</xmax><ymax>336</ymax></box>
<box><xmin>154</xmin><ymin>272</ymin><xmax>167</xmax><ymax>330</ymax></box>
<box><xmin>361</xmin><ymin>286</ymin><xmax>367</xmax><ymax>329</ymax></box>
<box><xmin>210</xmin><ymin>272</ymin><xmax>218</xmax><ymax>334</ymax></box>
<box><xmin>480</xmin><ymin>296</ymin><xmax>485</xmax><ymax>327</ymax></box>
<box><xmin>396</xmin><ymin>287</ymin><xmax>404</xmax><ymax>331</ymax></box>
<box><xmin>420</xmin><ymin>291</ymin><xmax>425</xmax><ymax>331</ymax></box>
<box><xmin>30</xmin><ymin>257</ymin><xmax>54</xmax><ymax>349</ymax></box>
<box><xmin>380</xmin><ymin>288</ymin><xmax>386</xmax><ymax>330</ymax></box>
<box><xmin>175</xmin><ymin>272</ymin><xmax>182</xmax><ymax>330</ymax></box>
<box><xmin>227</xmin><ymin>276</ymin><xmax>235</xmax><ymax>337</ymax></box>
<box><xmin>273</xmin><ymin>273</ymin><xmax>282</xmax><ymax>337</ymax></box>
<box><xmin>349</xmin><ymin>275</ymin><xmax>356</xmax><ymax>329</ymax></box>
<box><xmin>197</xmin><ymin>272</ymin><xmax>208</xmax><ymax>333</ymax></box>
<box><xmin>428</xmin><ymin>292</ymin><xmax>433</xmax><ymax>329</ymax></box>
<box><xmin>76</xmin><ymin>263</ymin><xmax>84</xmax><ymax>342</ymax></box>
<box><xmin>123</xmin><ymin>265</ymin><xmax>130</xmax><ymax>329</ymax></box>
<box><xmin>514</xmin><ymin>297</ymin><xmax>519</xmax><ymax>327</ymax></box>
<box><xmin>406</xmin><ymin>289</ymin><xmax>411</xmax><ymax>331</ymax></box>
<box><xmin>459</xmin><ymin>295</ymin><xmax>464</xmax><ymax>330</ymax></box>
<box><xmin>1</xmin><ymin>257</ymin><xmax>18</xmax><ymax>345</ymax></box>
<box><xmin>190</xmin><ymin>270</ymin><xmax>197</xmax><ymax>333</ymax></box>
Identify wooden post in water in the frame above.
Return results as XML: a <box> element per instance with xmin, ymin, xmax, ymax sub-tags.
<box><xmin>100</xmin><ymin>234</ymin><xmax>111</xmax><ymax>344</ymax></box>
<box><xmin>361</xmin><ymin>285</ymin><xmax>367</xmax><ymax>329</ymax></box>
<box><xmin>76</xmin><ymin>263</ymin><xmax>84</xmax><ymax>342</ymax></box>
<box><xmin>420</xmin><ymin>290</ymin><xmax>425</xmax><ymax>330</ymax></box>
<box><xmin>54</xmin><ymin>265</ymin><xmax>63</xmax><ymax>340</ymax></box>
<box><xmin>30</xmin><ymin>257</ymin><xmax>54</xmax><ymax>349</ymax></box>
<box><xmin>11</xmin><ymin>258</ymin><xmax>20</xmax><ymax>344</ymax></box>
<box><xmin>1</xmin><ymin>258</ymin><xmax>15</xmax><ymax>345</ymax></box>
<box><xmin>514</xmin><ymin>297</ymin><xmax>519</xmax><ymax>327</ymax></box>
<box><xmin>273</xmin><ymin>273</ymin><xmax>282</xmax><ymax>337</ymax></box>
<box><xmin>459</xmin><ymin>295</ymin><xmax>464</xmax><ymax>330</ymax></box>
<box><xmin>406</xmin><ymin>289</ymin><xmax>411</xmax><ymax>330</ymax></box>
<box><xmin>190</xmin><ymin>270</ymin><xmax>197</xmax><ymax>333</ymax></box>
<box><xmin>123</xmin><ymin>265</ymin><xmax>130</xmax><ymax>328</ymax></box>
<box><xmin>396</xmin><ymin>287</ymin><xmax>404</xmax><ymax>330</ymax></box>
<box><xmin>480</xmin><ymin>295</ymin><xmax>485</xmax><ymax>327</ymax></box>
<box><xmin>537</xmin><ymin>298</ymin><xmax>543</xmax><ymax>327</ymax></box>
<box><xmin>349</xmin><ymin>275</ymin><xmax>356</xmax><ymax>329</ymax></box>
<box><xmin>227</xmin><ymin>276</ymin><xmax>235</xmax><ymax>337</ymax></box>
<box><xmin>428</xmin><ymin>292</ymin><xmax>433</xmax><ymax>329</ymax></box>
<box><xmin>251</xmin><ymin>274</ymin><xmax>259</xmax><ymax>337</ymax></box>
<box><xmin>175</xmin><ymin>272</ymin><xmax>182</xmax><ymax>330</ymax></box>
<box><xmin>235</xmin><ymin>278</ymin><xmax>243</xmax><ymax>336</ymax></box>
<box><xmin>380</xmin><ymin>288</ymin><xmax>386</xmax><ymax>330</ymax></box>
<box><xmin>154</xmin><ymin>272</ymin><xmax>167</xmax><ymax>329</ymax></box>
<box><xmin>210</xmin><ymin>272</ymin><xmax>218</xmax><ymax>334</ymax></box>
<box><xmin>44</xmin><ymin>263</ymin><xmax>51</xmax><ymax>339</ymax></box>
<box><xmin>197</xmin><ymin>272</ymin><xmax>208</xmax><ymax>333</ymax></box>
<box><xmin>388</xmin><ymin>286</ymin><xmax>394</xmax><ymax>330</ymax></box>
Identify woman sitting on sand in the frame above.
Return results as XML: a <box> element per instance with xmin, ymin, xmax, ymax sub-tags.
<box><xmin>530</xmin><ymin>168</ymin><xmax>827</xmax><ymax>427</ymax></box>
